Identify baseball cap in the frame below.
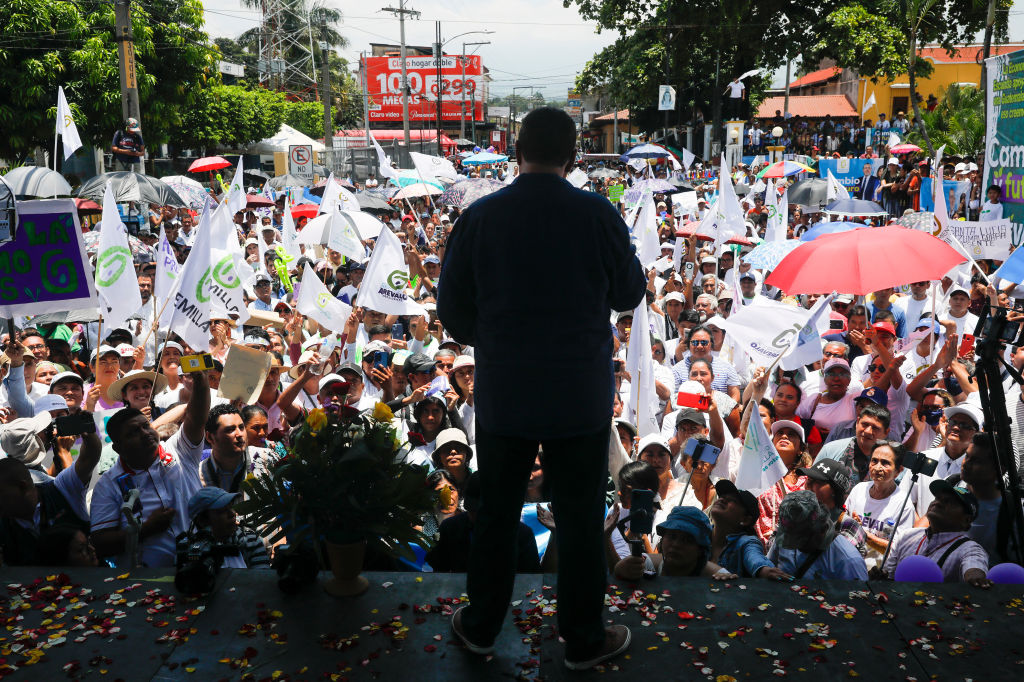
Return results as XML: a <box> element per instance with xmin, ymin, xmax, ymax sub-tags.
<box><xmin>423</xmin><ymin>255</ymin><xmax>440</xmax><ymax>265</ymax></box>
<box><xmin>739</xmin><ymin>272</ymin><xmax>756</xmax><ymax>282</ymax></box>
<box><xmin>362</xmin><ymin>340</ymin><xmax>391</xmax><ymax>357</ymax></box>
<box><xmin>948</xmin><ymin>283</ymin><xmax>971</xmax><ymax>298</ymax></box>
<box><xmin>243</xmin><ymin>334</ymin><xmax>270</xmax><ymax>348</ymax></box>
<box><xmin>823</xmin><ymin>357</ymin><xmax>851</xmax><ymax>373</ymax></box>
<box><xmin>187</xmin><ymin>488</ymin><xmax>240</xmax><ymax>520</ymax></box>
<box><xmin>613</xmin><ymin>418</ymin><xmax>638</xmax><ymax>440</ymax></box>
<box><xmin>452</xmin><ymin>355</ymin><xmax>474</xmax><ymax>371</ymax></box>
<box><xmin>663</xmin><ymin>292</ymin><xmax>685</xmax><ymax>304</ymax></box>
<box><xmin>33</xmin><ymin>394</ymin><xmax>68</xmax><ymax>414</ymax></box>
<box><xmin>253</xmin><ymin>273</ymin><xmax>272</xmax><ymax>286</ymax></box>
<box><xmin>90</xmin><ymin>344</ymin><xmax>120</xmax><ymax>360</ymax></box>
<box><xmin>0</xmin><ymin>413</ymin><xmax>54</xmax><ymax>468</ymax></box>
<box><xmin>115</xmin><ymin>343</ymin><xmax>136</xmax><ymax>358</ymax></box>
<box><xmin>49</xmin><ymin>371</ymin><xmax>84</xmax><ymax>389</ymax></box>
<box><xmin>431</xmin><ymin>428</ymin><xmax>471</xmax><ymax>467</ymax></box>
<box><xmin>404</xmin><ymin>353</ymin><xmax>436</xmax><ymax>374</ymax></box>
<box><xmin>929</xmin><ymin>480</ymin><xmax>979</xmax><ymax>520</ymax></box>
<box><xmin>857</xmin><ymin>386</ymin><xmax>889</xmax><ymax>408</ymax></box>
<box><xmin>944</xmin><ymin>403</ymin><xmax>984</xmax><ymax>430</ymax></box>
<box><xmin>675</xmin><ymin>407</ymin><xmax>706</xmax><ymax>428</ymax></box>
<box><xmin>954</xmin><ymin>162</ymin><xmax>967</xmax><ymax>173</ymax></box>
<box><xmin>440</xmin><ymin>214</ymin><xmax>451</xmax><ymax>223</ymax></box>
<box><xmin>887</xmin><ymin>158</ymin><xmax>899</xmax><ymax>165</ymax></box>
<box><xmin>336</xmin><ymin>362</ymin><xmax>363</xmax><ymax>379</ymax></box>
<box><xmin>655</xmin><ymin>506</ymin><xmax>712</xmax><ymax>549</ymax></box>
<box><xmin>317</xmin><ymin>373</ymin><xmax>350</xmax><ymax>392</ymax></box>
<box><xmin>701</xmin><ymin>256</ymin><xmax>717</xmax><ymax>265</ymax></box>
<box><xmin>871</xmin><ymin>320</ymin><xmax>897</xmax><ymax>337</ymax></box>
<box><xmin>637</xmin><ymin>433</ymin><xmax>671</xmax><ymax>457</ymax></box>
<box><xmin>402</xmin><ymin>214</ymin><xmax>416</xmax><ymax>223</ymax></box>
<box><xmin>771</xmin><ymin>419</ymin><xmax>806</xmax><ymax>445</ymax></box>
<box><xmin>126</xmin><ymin>117</ymin><xmax>141</xmax><ymax>132</ymax></box>
<box><xmin>713</xmin><ymin>480</ymin><xmax>760</xmax><ymax>521</ymax></box>
<box><xmin>834</xmin><ymin>293</ymin><xmax>855</xmax><ymax>305</ymax></box>
<box><xmin>161</xmin><ymin>341</ymin><xmax>184</xmax><ymax>356</ymax></box>
<box><xmin>797</xmin><ymin>458</ymin><xmax>853</xmax><ymax>502</ymax></box>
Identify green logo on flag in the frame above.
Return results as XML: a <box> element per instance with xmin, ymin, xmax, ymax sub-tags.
<box><xmin>316</xmin><ymin>292</ymin><xmax>331</xmax><ymax>308</ymax></box>
<box><xmin>96</xmin><ymin>246</ymin><xmax>131</xmax><ymax>287</ymax></box>
<box><xmin>386</xmin><ymin>269</ymin><xmax>409</xmax><ymax>291</ymax></box>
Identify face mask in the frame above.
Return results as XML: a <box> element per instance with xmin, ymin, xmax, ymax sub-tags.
<box><xmin>944</xmin><ymin>374</ymin><xmax>962</xmax><ymax>396</ymax></box>
<box><xmin>923</xmin><ymin>408</ymin><xmax>943</xmax><ymax>426</ymax></box>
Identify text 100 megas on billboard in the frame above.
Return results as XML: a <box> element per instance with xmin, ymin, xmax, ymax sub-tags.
<box><xmin>364</xmin><ymin>55</ymin><xmax>485</xmax><ymax>123</ymax></box>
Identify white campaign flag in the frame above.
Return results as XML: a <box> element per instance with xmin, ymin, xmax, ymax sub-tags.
<box><xmin>281</xmin><ymin>196</ymin><xmax>302</xmax><ymax>259</ymax></box>
<box><xmin>566</xmin><ymin>168</ymin><xmax>589</xmax><ymax>188</ymax></box>
<box><xmin>296</xmin><ymin>264</ymin><xmax>352</xmax><ymax>333</ymax></box>
<box><xmin>826</xmin><ymin>170</ymin><xmax>850</xmax><ymax>202</ymax></box>
<box><xmin>698</xmin><ymin>155</ymin><xmax>746</xmax><ymax>248</ymax></box>
<box><xmin>777</xmin><ymin>188</ymin><xmax>788</xmax><ymax>241</ymax></box>
<box><xmin>55</xmin><ymin>86</ymin><xmax>82</xmax><ymax>160</ymax></box>
<box><xmin>679</xmin><ymin>147</ymin><xmax>695</xmax><ymax>169</ymax></box>
<box><xmin>409</xmin><ymin>151</ymin><xmax>459</xmax><ymax>181</ymax></box>
<box><xmin>155</xmin><ymin>226</ymin><xmax>180</xmax><ymax>330</ymax></box>
<box><xmin>624</xmin><ymin>300</ymin><xmax>660</xmax><ymax>438</ymax></box>
<box><xmin>226</xmin><ymin>156</ymin><xmax>247</xmax><ymax>214</ymax></box>
<box><xmin>718</xmin><ymin>297</ymin><xmax>812</xmax><ymax>368</ymax></box>
<box><xmin>763</xmin><ymin>179</ymin><xmax>783</xmax><ymax>242</ymax></box>
<box><xmin>167</xmin><ymin>203</ymin><xmax>214</xmax><ymax>351</ymax></box>
<box><xmin>735</xmin><ymin>405</ymin><xmax>788</xmax><ymax>495</ymax></box>
<box><xmin>862</xmin><ymin>92</ymin><xmax>876</xmax><ymax>117</ymax></box>
<box><xmin>95</xmin><ymin>182</ymin><xmax>142</xmax><ymax>329</ymax></box>
<box><xmin>635</xmin><ymin>194</ymin><xmax>661</xmax><ymax>268</ymax></box>
<box><xmin>319</xmin><ymin>173</ymin><xmax>360</xmax><ymax>215</ymax></box>
<box><xmin>887</xmin><ymin>131</ymin><xmax>901</xmax><ymax>148</ymax></box>
<box><xmin>208</xmin><ymin>201</ymin><xmax>249</xmax><ymax>318</ymax></box>
<box><xmin>672</xmin><ymin>236</ymin><xmax>684</xmax><ymax>273</ymax></box>
<box><xmin>358</xmin><ymin>227</ymin><xmax>425</xmax><ymax>315</ymax></box>
<box><xmin>372</xmin><ymin>136</ymin><xmax>400</xmax><ymax>181</ymax></box>
<box><xmin>779</xmin><ymin>294</ymin><xmax>835</xmax><ymax>371</ymax></box>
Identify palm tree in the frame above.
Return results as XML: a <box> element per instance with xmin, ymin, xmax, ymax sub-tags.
<box><xmin>906</xmin><ymin>84</ymin><xmax>984</xmax><ymax>157</ymax></box>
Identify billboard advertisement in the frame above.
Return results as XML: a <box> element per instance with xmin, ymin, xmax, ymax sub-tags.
<box><xmin>985</xmin><ymin>48</ymin><xmax>1024</xmax><ymax>248</ymax></box>
<box><xmin>363</xmin><ymin>55</ymin><xmax>485</xmax><ymax>123</ymax></box>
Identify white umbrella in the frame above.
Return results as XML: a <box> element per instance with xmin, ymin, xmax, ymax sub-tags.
<box><xmin>159</xmin><ymin>175</ymin><xmax>204</xmax><ymax>190</ymax></box>
<box><xmin>296</xmin><ymin>211</ymin><xmax>364</xmax><ymax>261</ymax></box>
<box><xmin>340</xmin><ymin>209</ymin><xmax>386</xmax><ymax>240</ymax></box>
<box><xmin>393</xmin><ymin>183</ymin><xmax>443</xmax><ymax>199</ymax></box>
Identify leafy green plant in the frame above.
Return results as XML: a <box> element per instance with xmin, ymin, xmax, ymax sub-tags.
<box><xmin>905</xmin><ymin>84</ymin><xmax>984</xmax><ymax>158</ymax></box>
<box><xmin>236</xmin><ymin>404</ymin><xmax>436</xmax><ymax>562</ymax></box>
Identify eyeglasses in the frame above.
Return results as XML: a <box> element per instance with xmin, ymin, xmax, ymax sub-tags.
<box><xmin>690</xmin><ymin>339</ymin><xmax>710</xmax><ymax>347</ymax></box>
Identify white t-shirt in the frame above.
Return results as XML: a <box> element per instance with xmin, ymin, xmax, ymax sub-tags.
<box><xmin>948</xmin><ymin>311</ymin><xmax>980</xmax><ymax>338</ymax></box>
<box><xmin>846</xmin><ymin>480</ymin><xmax>917</xmax><ymax>539</ymax></box>
<box><xmin>797</xmin><ymin>390</ymin><xmax>859</xmax><ymax>433</ymax></box>
<box><xmin>979</xmin><ymin>201</ymin><xmax>1003</xmax><ymax>222</ymax></box>
<box><xmin>726</xmin><ymin>81</ymin><xmax>745</xmax><ymax>98</ymax></box>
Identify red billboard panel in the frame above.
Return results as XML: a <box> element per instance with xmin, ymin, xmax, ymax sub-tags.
<box><xmin>363</xmin><ymin>55</ymin><xmax>485</xmax><ymax>123</ymax></box>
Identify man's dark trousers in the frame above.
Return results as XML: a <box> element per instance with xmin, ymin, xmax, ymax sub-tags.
<box><xmin>463</xmin><ymin>424</ymin><xmax>608</xmax><ymax>660</ymax></box>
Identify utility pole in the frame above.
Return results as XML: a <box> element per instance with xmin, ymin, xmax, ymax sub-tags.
<box><xmin>612</xmin><ymin>97</ymin><xmax>618</xmax><ymax>154</ymax></box>
<box><xmin>114</xmin><ymin>0</ymin><xmax>142</xmax><ymax>165</ymax></box>
<box><xmin>783</xmin><ymin>58</ymin><xmax>792</xmax><ymax>119</ymax></box>
<box><xmin>360</xmin><ymin>52</ymin><xmax>372</xmax><ymax>150</ymax></box>
<box><xmin>382</xmin><ymin>0</ymin><xmax>419</xmax><ymax>150</ymax></box>
<box><xmin>435</xmin><ymin>21</ymin><xmax>444</xmax><ymax>156</ymax></box>
<box><xmin>321</xmin><ymin>38</ymin><xmax>334</xmax><ymax>175</ymax></box>
<box><xmin>460</xmin><ymin>40</ymin><xmax>489</xmax><ymax>142</ymax></box>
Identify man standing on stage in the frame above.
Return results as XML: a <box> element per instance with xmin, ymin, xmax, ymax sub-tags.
<box><xmin>438</xmin><ymin>107</ymin><xmax>646</xmax><ymax>670</ymax></box>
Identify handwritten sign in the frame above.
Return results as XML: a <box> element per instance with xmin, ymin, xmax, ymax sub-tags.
<box><xmin>0</xmin><ymin>199</ymin><xmax>97</xmax><ymax>317</ymax></box>
<box><xmin>942</xmin><ymin>219</ymin><xmax>1013</xmax><ymax>260</ymax></box>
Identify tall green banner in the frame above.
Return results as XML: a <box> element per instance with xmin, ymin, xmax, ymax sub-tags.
<box><xmin>986</xmin><ymin>48</ymin><xmax>1024</xmax><ymax>248</ymax></box>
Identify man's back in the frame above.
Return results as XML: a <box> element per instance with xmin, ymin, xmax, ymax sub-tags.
<box><xmin>438</xmin><ymin>173</ymin><xmax>645</xmax><ymax>439</ymax></box>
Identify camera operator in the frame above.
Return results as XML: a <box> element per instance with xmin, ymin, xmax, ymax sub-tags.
<box><xmin>0</xmin><ymin>414</ymin><xmax>101</xmax><ymax>565</ymax></box>
<box><xmin>185</xmin><ymin>488</ymin><xmax>269</xmax><ymax>569</ymax></box>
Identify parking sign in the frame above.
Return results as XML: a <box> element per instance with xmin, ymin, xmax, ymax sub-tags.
<box><xmin>289</xmin><ymin>144</ymin><xmax>313</xmax><ymax>179</ymax></box>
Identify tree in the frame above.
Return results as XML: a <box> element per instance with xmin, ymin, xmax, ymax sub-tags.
<box><xmin>283</xmin><ymin>100</ymin><xmax>335</xmax><ymax>139</ymax></box>
<box><xmin>0</xmin><ymin>0</ymin><xmax>217</xmax><ymax>163</ymax></box>
<box><xmin>178</xmin><ymin>85</ymin><xmax>286</xmax><ymax>151</ymax></box>
<box><xmin>808</xmin><ymin>0</ymin><xmax>1010</xmax><ymax>155</ymax></box>
<box><xmin>906</xmin><ymin>84</ymin><xmax>984</xmax><ymax>157</ymax></box>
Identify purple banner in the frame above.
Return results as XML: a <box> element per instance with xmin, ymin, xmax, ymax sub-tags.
<box><xmin>0</xmin><ymin>200</ymin><xmax>97</xmax><ymax>317</ymax></box>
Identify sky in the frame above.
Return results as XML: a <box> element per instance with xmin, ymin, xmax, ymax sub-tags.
<box><xmin>199</xmin><ymin>0</ymin><xmax>617</xmax><ymax>100</ymax></box>
<box><xmin>200</xmin><ymin>1</ymin><xmax>1024</xmax><ymax>98</ymax></box>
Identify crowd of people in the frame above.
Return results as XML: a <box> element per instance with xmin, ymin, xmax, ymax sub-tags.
<box><xmin>0</xmin><ymin>119</ymin><xmax>1021</xmax><ymax>599</ymax></box>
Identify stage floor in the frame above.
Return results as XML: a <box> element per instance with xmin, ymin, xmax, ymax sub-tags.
<box><xmin>1</xmin><ymin>568</ymin><xmax>1021</xmax><ymax>680</ymax></box>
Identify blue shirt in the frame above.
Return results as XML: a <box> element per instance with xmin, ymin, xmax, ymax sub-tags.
<box><xmin>770</xmin><ymin>534</ymin><xmax>868</xmax><ymax>580</ymax></box>
<box><xmin>718</xmin><ymin>533</ymin><xmax>773</xmax><ymax>577</ymax></box>
<box><xmin>867</xmin><ymin>301</ymin><xmax>907</xmax><ymax>338</ymax></box>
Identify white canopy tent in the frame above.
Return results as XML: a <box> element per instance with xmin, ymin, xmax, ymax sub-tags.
<box><xmin>245</xmin><ymin>124</ymin><xmax>326</xmax><ymax>154</ymax></box>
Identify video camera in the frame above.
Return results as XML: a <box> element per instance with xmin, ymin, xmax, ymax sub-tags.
<box><xmin>901</xmin><ymin>450</ymin><xmax>939</xmax><ymax>478</ymax></box>
<box><xmin>174</xmin><ymin>528</ymin><xmax>240</xmax><ymax>594</ymax></box>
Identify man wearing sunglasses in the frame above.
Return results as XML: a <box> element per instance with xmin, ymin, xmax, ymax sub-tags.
<box><xmin>898</xmin><ymin>281</ymin><xmax>934</xmax><ymax>331</ymax></box>
<box><xmin>920</xmin><ymin>403</ymin><xmax>984</xmax><ymax>480</ymax></box>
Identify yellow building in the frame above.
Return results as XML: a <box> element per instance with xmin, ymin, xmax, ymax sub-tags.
<box><xmin>862</xmin><ymin>43</ymin><xmax>1024</xmax><ymax>121</ymax></box>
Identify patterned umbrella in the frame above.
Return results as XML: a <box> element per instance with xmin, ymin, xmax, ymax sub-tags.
<box><xmin>82</xmin><ymin>229</ymin><xmax>152</xmax><ymax>259</ymax></box>
<box><xmin>632</xmin><ymin>178</ymin><xmax>678</xmax><ymax>194</ymax></box>
<box><xmin>438</xmin><ymin>178</ymin><xmax>506</xmax><ymax>208</ymax></box>
<box><xmin>895</xmin><ymin>211</ymin><xmax>938</xmax><ymax>234</ymax></box>
<box><xmin>742</xmin><ymin>239</ymin><xmax>803</xmax><ymax>271</ymax></box>
<box><xmin>163</xmin><ymin>180</ymin><xmax>209</xmax><ymax>209</ymax></box>
<box><xmin>756</xmin><ymin>160</ymin><xmax>816</xmax><ymax>179</ymax></box>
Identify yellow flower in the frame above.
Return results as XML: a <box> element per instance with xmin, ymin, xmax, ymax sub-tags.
<box><xmin>306</xmin><ymin>408</ymin><xmax>327</xmax><ymax>432</ymax></box>
<box><xmin>372</xmin><ymin>402</ymin><xmax>394</xmax><ymax>422</ymax></box>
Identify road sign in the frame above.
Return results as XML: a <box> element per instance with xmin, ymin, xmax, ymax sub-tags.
<box><xmin>289</xmin><ymin>144</ymin><xmax>313</xmax><ymax>179</ymax></box>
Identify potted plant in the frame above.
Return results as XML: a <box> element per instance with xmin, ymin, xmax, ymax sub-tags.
<box><xmin>237</xmin><ymin>402</ymin><xmax>436</xmax><ymax>596</ymax></box>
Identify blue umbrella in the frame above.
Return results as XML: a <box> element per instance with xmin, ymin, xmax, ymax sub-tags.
<box><xmin>800</xmin><ymin>221</ymin><xmax>865</xmax><ymax>242</ymax></box>
<box><xmin>620</xmin><ymin>143</ymin><xmax>670</xmax><ymax>160</ymax></box>
<box><xmin>742</xmin><ymin>240</ymin><xmax>804</xmax><ymax>270</ymax></box>
<box><xmin>462</xmin><ymin>151</ymin><xmax>508</xmax><ymax>166</ymax></box>
<box><xmin>823</xmin><ymin>198</ymin><xmax>887</xmax><ymax>216</ymax></box>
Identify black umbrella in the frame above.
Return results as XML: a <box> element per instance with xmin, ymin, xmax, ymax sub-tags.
<box><xmin>76</xmin><ymin>172</ymin><xmax>187</xmax><ymax>207</ymax></box>
<box><xmin>786</xmin><ymin>178</ymin><xmax>829</xmax><ymax>207</ymax></box>
<box><xmin>355</xmin><ymin>191</ymin><xmax>392</xmax><ymax>212</ymax></box>
<box><xmin>669</xmin><ymin>178</ymin><xmax>694</xmax><ymax>191</ymax></box>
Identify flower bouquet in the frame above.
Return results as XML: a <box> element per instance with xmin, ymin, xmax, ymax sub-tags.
<box><xmin>236</xmin><ymin>402</ymin><xmax>436</xmax><ymax>596</ymax></box>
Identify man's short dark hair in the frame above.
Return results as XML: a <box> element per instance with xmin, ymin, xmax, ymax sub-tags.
<box><xmin>858</xmin><ymin>403</ymin><xmax>891</xmax><ymax>431</ymax></box>
<box><xmin>106</xmin><ymin>407</ymin><xmax>145</xmax><ymax>444</ymax></box>
<box><xmin>206</xmin><ymin>404</ymin><xmax>242</xmax><ymax>434</ymax></box>
<box><xmin>517</xmin><ymin>107</ymin><xmax>577</xmax><ymax>168</ymax></box>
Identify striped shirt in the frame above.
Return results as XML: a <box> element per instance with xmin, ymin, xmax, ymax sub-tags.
<box><xmin>883</xmin><ymin>528</ymin><xmax>988</xmax><ymax>582</ymax></box>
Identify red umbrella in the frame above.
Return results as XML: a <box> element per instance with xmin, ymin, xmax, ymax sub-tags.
<box><xmin>73</xmin><ymin>198</ymin><xmax>102</xmax><ymax>214</ymax></box>
<box><xmin>188</xmin><ymin>156</ymin><xmax>232</xmax><ymax>173</ymax></box>
<box><xmin>676</xmin><ymin>222</ymin><xmax>754</xmax><ymax>246</ymax></box>
<box><xmin>246</xmin><ymin>194</ymin><xmax>274</xmax><ymax>208</ymax></box>
<box><xmin>765</xmin><ymin>225</ymin><xmax>966</xmax><ymax>295</ymax></box>
<box><xmin>291</xmin><ymin>203</ymin><xmax>319</xmax><ymax>220</ymax></box>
